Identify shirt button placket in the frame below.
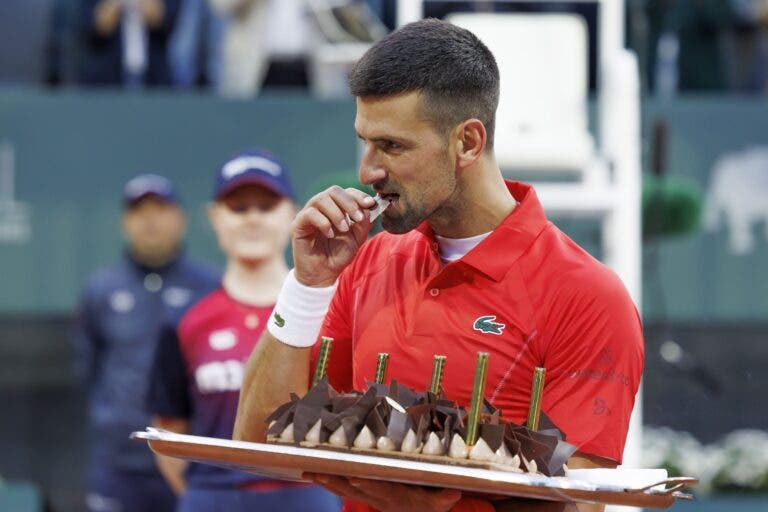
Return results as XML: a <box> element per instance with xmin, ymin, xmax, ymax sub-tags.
<box><xmin>429</xmin><ymin>288</ymin><xmax>440</xmax><ymax>297</ymax></box>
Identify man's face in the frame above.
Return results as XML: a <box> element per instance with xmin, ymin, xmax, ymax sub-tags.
<box><xmin>208</xmin><ymin>184</ymin><xmax>294</xmax><ymax>263</ymax></box>
<box><xmin>355</xmin><ymin>92</ymin><xmax>457</xmax><ymax>234</ymax></box>
<box><xmin>122</xmin><ymin>196</ymin><xmax>186</xmax><ymax>264</ymax></box>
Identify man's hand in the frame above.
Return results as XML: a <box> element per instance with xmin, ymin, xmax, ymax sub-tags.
<box><xmin>307</xmin><ymin>474</ymin><xmax>462</xmax><ymax>512</ymax></box>
<box><xmin>292</xmin><ymin>186</ymin><xmax>377</xmax><ymax>287</ymax></box>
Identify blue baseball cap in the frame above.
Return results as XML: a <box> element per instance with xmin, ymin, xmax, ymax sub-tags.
<box><xmin>214</xmin><ymin>149</ymin><xmax>295</xmax><ymax>201</ymax></box>
<box><xmin>123</xmin><ymin>174</ymin><xmax>178</xmax><ymax>207</ymax></box>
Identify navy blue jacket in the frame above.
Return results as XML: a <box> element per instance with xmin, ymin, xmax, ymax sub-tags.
<box><xmin>77</xmin><ymin>0</ymin><xmax>181</xmax><ymax>86</ymax></box>
<box><xmin>74</xmin><ymin>252</ymin><xmax>220</xmax><ymax>471</ymax></box>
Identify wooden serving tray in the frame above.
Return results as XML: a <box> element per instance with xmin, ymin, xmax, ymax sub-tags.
<box><xmin>131</xmin><ymin>428</ymin><xmax>696</xmax><ymax>509</ymax></box>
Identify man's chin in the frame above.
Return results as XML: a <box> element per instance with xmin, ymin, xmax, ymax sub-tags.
<box><xmin>381</xmin><ymin>216</ymin><xmax>420</xmax><ymax>235</ymax></box>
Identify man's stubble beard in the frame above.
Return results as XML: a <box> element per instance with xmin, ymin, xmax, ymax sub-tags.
<box><xmin>380</xmin><ymin>149</ymin><xmax>456</xmax><ymax>235</ymax></box>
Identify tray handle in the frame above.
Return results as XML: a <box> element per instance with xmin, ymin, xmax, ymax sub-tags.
<box><xmin>634</xmin><ymin>477</ymin><xmax>699</xmax><ymax>495</ymax></box>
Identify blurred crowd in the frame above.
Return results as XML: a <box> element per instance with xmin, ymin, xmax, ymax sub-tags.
<box><xmin>1</xmin><ymin>0</ymin><xmax>390</xmax><ymax>97</ymax></box>
<box><xmin>635</xmin><ymin>0</ymin><xmax>768</xmax><ymax>94</ymax></box>
<box><xmin>3</xmin><ymin>0</ymin><xmax>768</xmax><ymax>97</ymax></box>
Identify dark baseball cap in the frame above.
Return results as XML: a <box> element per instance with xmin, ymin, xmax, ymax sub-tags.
<box><xmin>123</xmin><ymin>174</ymin><xmax>178</xmax><ymax>207</ymax></box>
<box><xmin>214</xmin><ymin>149</ymin><xmax>295</xmax><ymax>201</ymax></box>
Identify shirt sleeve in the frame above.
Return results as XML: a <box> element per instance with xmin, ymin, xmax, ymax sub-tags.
<box><xmin>71</xmin><ymin>285</ymin><xmax>101</xmax><ymax>387</ymax></box>
<box><xmin>146</xmin><ymin>322</ymin><xmax>192</xmax><ymax>418</ymax></box>
<box><xmin>311</xmin><ymin>267</ymin><xmax>355</xmax><ymax>392</ymax></box>
<box><xmin>537</xmin><ymin>269</ymin><xmax>644</xmax><ymax>463</ymax></box>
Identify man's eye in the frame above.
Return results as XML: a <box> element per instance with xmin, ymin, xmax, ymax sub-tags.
<box><xmin>381</xmin><ymin>140</ymin><xmax>402</xmax><ymax>151</ymax></box>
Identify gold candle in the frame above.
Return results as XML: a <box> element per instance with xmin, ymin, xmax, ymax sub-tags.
<box><xmin>465</xmin><ymin>352</ymin><xmax>489</xmax><ymax>446</ymax></box>
<box><xmin>429</xmin><ymin>355</ymin><xmax>447</xmax><ymax>395</ymax></box>
<box><xmin>527</xmin><ymin>367</ymin><xmax>546</xmax><ymax>431</ymax></box>
<box><xmin>312</xmin><ymin>336</ymin><xmax>333</xmax><ymax>386</ymax></box>
<box><xmin>375</xmin><ymin>352</ymin><xmax>389</xmax><ymax>384</ymax></box>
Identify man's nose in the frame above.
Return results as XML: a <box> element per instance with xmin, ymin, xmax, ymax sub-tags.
<box><xmin>358</xmin><ymin>144</ymin><xmax>387</xmax><ymax>186</ymax></box>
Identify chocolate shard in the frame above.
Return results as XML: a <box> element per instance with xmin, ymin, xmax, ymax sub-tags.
<box><xmin>547</xmin><ymin>439</ymin><xmax>577</xmax><ymax>476</ymax></box>
<box><xmin>482</xmin><ymin>398</ymin><xmax>499</xmax><ymax>416</ymax></box>
<box><xmin>515</xmin><ymin>430</ymin><xmax>556</xmax><ymax>476</ymax></box>
<box><xmin>441</xmin><ymin>415</ymin><xmax>453</xmax><ymax>452</ymax></box>
<box><xmin>370</xmin><ymin>397</ymin><xmax>392</xmax><ymax>428</ymax></box>
<box><xmin>340</xmin><ymin>386</ymin><xmax>379</xmax><ymax>423</ymax></box>
<box><xmin>367</xmin><ymin>381</ymin><xmax>390</xmax><ymax>398</ymax></box>
<box><xmin>406</xmin><ymin>403</ymin><xmax>432</xmax><ymax>430</ymax></box>
<box><xmin>266</xmin><ymin>405</ymin><xmax>295</xmax><ymax>436</ymax></box>
<box><xmin>385</xmin><ymin>407</ymin><xmax>411</xmax><ymax>448</ymax></box>
<box><xmin>292</xmin><ymin>403</ymin><xmax>321</xmax><ymax>445</ymax></box>
<box><xmin>331</xmin><ymin>394</ymin><xmax>361</xmax><ymax>413</ymax></box>
<box><xmin>534</xmin><ymin>412</ymin><xmax>566</xmax><ymax>441</ymax></box>
<box><xmin>479</xmin><ymin>423</ymin><xmax>505</xmax><ymax>453</ymax></box>
<box><xmin>320</xmin><ymin>408</ymin><xmax>342</xmax><ymax>434</ymax></box>
<box><xmin>392</xmin><ymin>381</ymin><xmax>420</xmax><ymax>408</ymax></box>
<box><xmin>415</xmin><ymin>413</ymin><xmax>429</xmax><ymax>444</ymax></box>
<box><xmin>455</xmin><ymin>412</ymin><xmax>467</xmax><ymax>440</ymax></box>
<box><xmin>365</xmin><ymin>405</ymin><xmax>388</xmax><ymax>438</ymax></box>
<box><xmin>340</xmin><ymin>415</ymin><xmax>361</xmax><ymax>448</ymax></box>
<box><xmin>303</xmin><ymin>378</ymin><xmax>334</xmax><ymax>408</ymax></box>
<box><xmin>265</xmin><ymin>395</ymin><xmax>298</xmax><ymax>426</ymax></box>
<box><xmin>505</xmin><ymin>436</ymin><xmax>522</xmax><ymax>458</ymax></box>
<box><xmin>323</xmin><ymin>387</ymin><xmax>378</xmax><ymax>445</ymax></box>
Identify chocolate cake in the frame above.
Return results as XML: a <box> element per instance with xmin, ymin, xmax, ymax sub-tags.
<box><xmin>265</xmin><ymin>378</ymin><xmax>576</xmax><ymax>477</ymax></box>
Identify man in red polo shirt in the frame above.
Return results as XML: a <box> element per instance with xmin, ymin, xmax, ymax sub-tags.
<box><xmin>234</xmin><ymin>18</ymin><xmax>643</xmax><ymax>512</ymax></box>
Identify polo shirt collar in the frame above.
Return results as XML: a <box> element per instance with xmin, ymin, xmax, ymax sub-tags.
<box><xmin>416</xmin><ymin>180</ymin><xmax>549</xmax><ymax>282</ymax></box>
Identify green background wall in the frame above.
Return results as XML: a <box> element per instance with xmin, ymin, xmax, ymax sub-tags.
<box><xmin>0</xmin><ymin>91</ymin><xmax>359</xmax><ymax>312</ymax></box>
<box><xmin>1</xmin><ymin>91</ymin><xmax>767</xmax><ymax>320</ymax></box>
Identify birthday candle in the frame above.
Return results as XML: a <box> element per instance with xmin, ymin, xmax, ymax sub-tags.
<box><xmin>466</xmin><ymin>352</ymin><xmax>489</xmax><ymax>446</ymax></box>
<box><xmin>312</xmin><ymin>336</ymin><xmax>333</xmax><ymax>386</ymax></box>
<box><xmin>375</xmin><ymin>352</ymin><xmax>389</xmax><ymax>384</ymax></box>
<box><xmin>527</xmin><ymin>367</ymin><xmax>546</xmax><ymax>431</ymax></box>
<box><xmin>430</xmin><ymin>355</ymin><xmax>447</xmax><ymax>395</ymax></box>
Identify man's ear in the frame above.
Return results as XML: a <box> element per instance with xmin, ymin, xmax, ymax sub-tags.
<box><xmin>454</xmin><ymin>119</ymin><xmax>487</xmax><ymax>169</ymax></box>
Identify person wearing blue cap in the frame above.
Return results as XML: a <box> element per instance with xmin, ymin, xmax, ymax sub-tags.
<box><xmin>73</xmin><ymin>174</ymin><xmax>221</xmax><ymax>512</ymax></box>
<box><xmin>146</xmin><ymin>151</ymin><xmax>340</xmax><ymax>512</ymax></box>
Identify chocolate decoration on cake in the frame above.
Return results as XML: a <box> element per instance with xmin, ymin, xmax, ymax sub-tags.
<box><xmin>269</xmin><ymin>352</ymin><xmax>576</xmax><ymax>475</ymax></box>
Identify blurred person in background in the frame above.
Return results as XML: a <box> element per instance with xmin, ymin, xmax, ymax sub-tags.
<box><xmin>74</xmin><ymin>174</ymin><xmax>220</xmax><ymax>512</ymax></box>
<box><xmin>644</xmin><ymin>0</ymin><xmax>737</xmax><ymax>93</ymax></box>
<box><xmin>723</xmin><ymin>0</ymin><xmax>768</xmax><ymax>93</ymax></box>
<box><xmin>167</xmin><ymin>0</ymin><xmax>225</xmax><ymax>88</ymax></box>
<box><xmin>208</xmin><ymin>0</ymin><xmax>310</xmax><ymax>97</ymax></box>
<box><xmin>206</xmin><ymin>0</ymin><xmax>271</xmax><ymax>97</ymax></box>
<box><xmin>78</xmin><ymin>0</ymin><xmax>181</xmax><ymax>87</ymax></box>
<box><xmin>147</xmin><ymin>150</ymin><xmax>340</xmax><ymax>511</ymax></box>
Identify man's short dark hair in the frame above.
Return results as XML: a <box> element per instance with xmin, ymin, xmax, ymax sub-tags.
<box><xmin>349</xmin><ymin>18</ymin><xmax>500</xmax><ymax>149</ymax></box>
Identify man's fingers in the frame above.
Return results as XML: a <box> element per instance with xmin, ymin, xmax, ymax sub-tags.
<box><xmin>344</xmin><ymin>187</ymin><xmax>378</xmax><ymax>212</ymax></box>
<box><xmin>313</xmin><ymin>193</ymin><xmax>351</xmax><ymax>233</ymax></box>
<box><xmin>298</xmin><ymin>186</ymin><xmax>379</xmax><ymax>239</ymax></box>
<box><xmin>435</xmin><ymin>488</ymin><xmax>463</xmax><ymax>506</ymax></box>
<box><xmin>319</xmin><ymin>186</ymin><xmax>374</xmax><ymax>227</ymax></box>
<box><xmin>294</xmin><ymin>207</ymin><xmax>336</xmax><ymax>239</ymax></box>
<box><xmin>346</xmin><ymin>477</ymin><xmax>462</xmax><ymax>509</ymax></box>
<box><xmin>306</xmin><ymin>473</ymin><xmax>373</xmax><ymax>503</ymax></box>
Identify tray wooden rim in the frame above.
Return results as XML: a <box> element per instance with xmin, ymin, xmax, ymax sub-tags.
<box><xmin>132</xmin><ymin>429</ymin><xmax>695</xmax><ymax>509</ymax></box>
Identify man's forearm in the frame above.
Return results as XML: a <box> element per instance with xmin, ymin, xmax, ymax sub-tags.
<box><xmin>233</xmin><ymin>332</ymin><xmax>313</xmax><ymax>442</ymax></box>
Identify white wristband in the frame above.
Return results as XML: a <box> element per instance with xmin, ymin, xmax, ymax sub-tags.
<box><xmin>267</xmin><ymin>269</ymin><xmax>338</xmax><ymax>348</ymax></box>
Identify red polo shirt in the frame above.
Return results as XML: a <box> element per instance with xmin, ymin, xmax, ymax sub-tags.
<box><xmin>314</xmin><ymin>181</ymin><xmax>644</xmax><ymax>511</ymax></box>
